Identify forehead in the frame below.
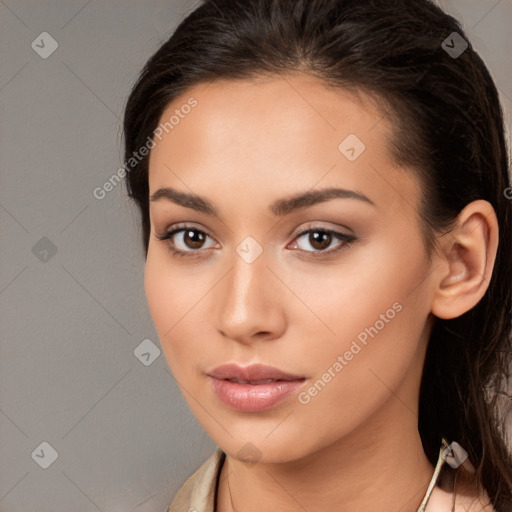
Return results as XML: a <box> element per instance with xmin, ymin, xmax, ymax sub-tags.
<box><xmin>150</xmin><ymin>74</ymin><xmax>390</xmax><ymax>165</ymax></box>
<box><xmin>147</xmin><ymin>74</ymin><xmax>420</xmax><ymax>214</ymax></box>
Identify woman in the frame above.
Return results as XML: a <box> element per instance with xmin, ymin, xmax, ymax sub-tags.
<box><xmin>122</xmin><ymin>0</ymin><xmax>512</xmax><ymax>511</ymax></box>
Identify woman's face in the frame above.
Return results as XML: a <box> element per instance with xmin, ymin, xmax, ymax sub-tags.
<box><xmin>145</xmin><ymin>74</ymin><xmax>437</xmax><ymax>463</ymax></box>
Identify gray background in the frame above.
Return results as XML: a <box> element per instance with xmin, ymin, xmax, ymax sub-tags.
<box><xmin>0</xmin><ymin>1</ymin><xmax>510</xmax><ymax>511</ymax></box>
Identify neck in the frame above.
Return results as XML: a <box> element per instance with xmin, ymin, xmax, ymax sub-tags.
<box><xmin>217</xmin><ymin>387</ymin><xmax>435</xmax><ymax>512</ymax></box>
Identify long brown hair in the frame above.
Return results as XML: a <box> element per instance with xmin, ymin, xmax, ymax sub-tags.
<box><xmin>122</xmin><ymin>1</ymin><xmax>512</xmax><ymax>509</ymax></box>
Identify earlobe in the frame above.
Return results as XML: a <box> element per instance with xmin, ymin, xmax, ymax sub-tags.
<box><xmin>431</xmin><ymin>200</ymin><xmax>499</xmax><ymax>320</ymax></box>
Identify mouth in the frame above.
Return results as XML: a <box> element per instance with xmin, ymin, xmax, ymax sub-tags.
<box><xmin>223</xmin><ymin>378</ymin><xmax>291</xmax><ymax>385</ymax></box>
<box><xmin>206</xmin><ymin>363</ymin><xmax>306</xmax><ymax>412</ymax></box>
<box><xmin>207</xmin><ymin>363</ymin><xmax>305</xmax><ymax>382</ymax></box>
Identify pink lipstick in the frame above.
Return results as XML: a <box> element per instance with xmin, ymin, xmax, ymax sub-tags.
<box><xmin>207</xmin><ymin>363</ymin><xmax>306</xmax><ymax>412</ymax></box>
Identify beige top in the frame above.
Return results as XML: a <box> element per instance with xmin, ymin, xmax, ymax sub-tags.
<box><xmin>167</xmin><ymin>448</ymin><xmax>224</xmax><ymax>512</ymax></box>
<box><xmin>166</xmin><ymin>447</ymin><xmax>496</xmax><ymax>512</ymax></box>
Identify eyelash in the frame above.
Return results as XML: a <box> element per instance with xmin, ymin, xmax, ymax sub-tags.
<box><xmin>156</xmin><ymin>223</ymin><xmax>357</xmax><ymax>260</ymax></box>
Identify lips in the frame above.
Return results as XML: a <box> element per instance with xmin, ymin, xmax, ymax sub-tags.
<box><xmin>206</xmin><ymin>363</ymin><xmax>306</xmax><ymax>412</ymax></box>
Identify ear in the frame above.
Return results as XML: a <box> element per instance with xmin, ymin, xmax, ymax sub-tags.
<box><xmin>431</xmin><ymin>200</ymin><xmax>499</xmax><ymax>320</ymax></box>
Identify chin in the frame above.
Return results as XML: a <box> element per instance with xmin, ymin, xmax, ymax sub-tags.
<box><xmin>212</xmin><ymin>425</ymin><xmax>326</xmax><ymax>465</ymax></box>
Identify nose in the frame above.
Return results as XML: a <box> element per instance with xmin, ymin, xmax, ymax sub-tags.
<box><xmin>214</xmin><ymin>247</ymin><xmax>287</xmax><ymax>346</ymax></box>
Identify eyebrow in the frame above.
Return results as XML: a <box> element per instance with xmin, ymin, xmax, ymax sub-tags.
<box><xmin>149</xmin><ymin>186</ymin><xmax>375</xmax><ymax>217</ymax></box>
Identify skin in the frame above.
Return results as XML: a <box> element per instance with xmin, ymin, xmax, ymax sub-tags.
<box><xmin>145</xmin><ymin>74</ymin><xmax>498</xmax><ymax>512</ymax></box>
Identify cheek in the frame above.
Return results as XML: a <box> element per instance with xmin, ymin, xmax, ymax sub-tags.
<box><xmin>296</xmin><ymin>303</ymin><xmax>427</xmax><ymax>447</ymax></box>
<box><xmin>144</xmin><ymin>253</ymin><xmax>170</xmax><ymax>335</ymax></box>
<box><xmin>144</xmin><ymin>253</ymin><xmax>188</xmax><ymax>359</ymax></box>
<box><xmin>288</xmin><ymin>289</ymin><xmax>428</xmax><ymax>455</ymax></box>
<box><xmin>144</xmin><ymin>251</ymin><xmax>214</xmax><ymax>375</ymax></box>
<box><xmin>284</xmin><ymin>248</ymin><xmax>416</xmax><ymax>346</ymax></box>
<box><xmin>290</xmin><ymin>237</ymin><xmax>430</xmax><ymax>387</ymax></box>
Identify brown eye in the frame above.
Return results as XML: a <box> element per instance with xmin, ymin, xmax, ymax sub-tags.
<box><xmin>292</xmin><ymin>227</ymin><xmax>356</xmax><ymax>257</ymax></box>
<box><xmin>182</xmin><ymin>229</ymin><xmax>207</xmax><ymax>249</ymax></box>
<box><xmin>156</xmin><ymin>225</ymin><xmax>217</xmax><ymax>258</ymax></box>
<box><xmin>308</xmin><ymin>231</ymin><xmax>333</xmax><ymax>251</ymax></box>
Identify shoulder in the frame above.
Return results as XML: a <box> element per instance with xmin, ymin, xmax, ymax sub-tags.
<box><xmin>427</xmin><ymin>468</ymin><xmax>497</xmax><ymax>512</ymax></box>
<box><xmin>427</xmin><ymin>486</ymin><xmax>496</xmax><ymax>512</ymax></box>
<box><xmin>455</xmin><ymin>497</ymin><xmax>496</xmax><ymax>512</ymax></box>
<box><xmin>166</xmin><ymin>447</ymin><xmax>226</xmax><ymax>512</ymax></box>
<box><xmin>452</xmin><ymin>467</ymin><xmax>497</xmax><ymax>512</ymax></box>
